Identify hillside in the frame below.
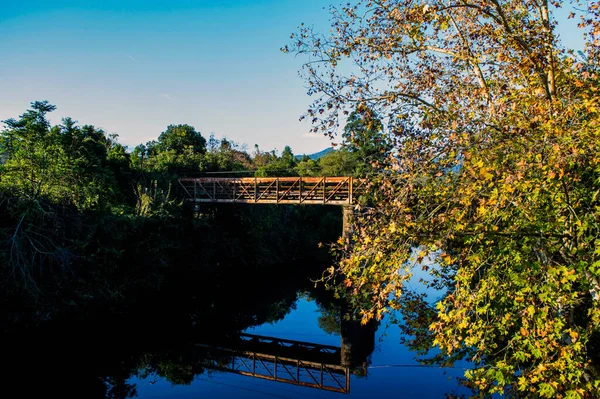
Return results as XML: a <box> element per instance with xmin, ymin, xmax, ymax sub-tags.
<box><xmin>295</xmin><ymin>147</ymin><xmax>333</xmax><ymax>160</ymax></box>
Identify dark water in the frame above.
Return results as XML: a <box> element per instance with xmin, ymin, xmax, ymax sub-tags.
<box><xmin>129</xmin><ymin>298</ymin><xmax>471</xmax><ymax>398</ymax></box>
<box><xmin>2</xmin><ymin>257</ymin><xmax>471</xmax><ymax>398</ymax></box>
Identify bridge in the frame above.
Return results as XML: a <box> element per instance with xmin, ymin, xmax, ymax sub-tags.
<box><xmin>178</xmin><ymin>177</ymin><xmax>366</xmax><ymax>205</ymax></box>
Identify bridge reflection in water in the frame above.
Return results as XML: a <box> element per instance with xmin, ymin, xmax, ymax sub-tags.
<box><xmin>178</xmin><ymin>177</ymin><xmax>367</xmax><ymax>205</ymax></box>
<box><xmin>197</xmin><ymin>333</ymin><xmax>349</xmax><ymax>393</ymax></box>
<box><xmin>197</xmin><ymin>318</ymin><xmax>377</xmax><ymax>394</ymax></box>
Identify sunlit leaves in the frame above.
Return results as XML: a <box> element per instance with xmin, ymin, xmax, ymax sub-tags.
<box><xmin>289</xmin><ymin>0</ymin><xmax>600</xmax><ymax>397</ymax></box>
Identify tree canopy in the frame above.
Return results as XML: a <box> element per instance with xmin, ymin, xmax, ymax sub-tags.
<box><xmin>287</xmin><ymin>0</ymin><xmax>600</xmax><ymax>397</ymax></box>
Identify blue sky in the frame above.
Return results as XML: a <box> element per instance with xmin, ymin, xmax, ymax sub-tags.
<box><xmin>0</xmin><ymin>0</ymin><xmax>333</xmax><ymax>154</ymax></box>
<box><xmin>0</xmin><ymin>1</ymin><xmax>586</xmax><ymax>155</ymax></box>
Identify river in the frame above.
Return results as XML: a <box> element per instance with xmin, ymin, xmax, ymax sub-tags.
<box><xmin>3</xmin><ymin>250</ymin><xmax>471</xmax><ymax>398</ymax></box>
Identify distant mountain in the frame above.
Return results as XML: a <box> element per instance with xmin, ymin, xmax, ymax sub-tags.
<box><xmin>295</xmin><ymin>147</ymin><xmax>333</xmax><ymax>160</ymax></box>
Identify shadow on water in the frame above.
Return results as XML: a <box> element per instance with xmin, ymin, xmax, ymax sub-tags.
<box><xmin>2</xmin><ymin>251</ymin><xmax>378</xmax><ymax>398</ymax></box>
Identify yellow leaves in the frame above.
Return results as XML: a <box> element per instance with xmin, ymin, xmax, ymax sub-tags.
<box><xmin>569</xmin><ymin>330</ymin><xmax>579</xmax><ymax>342</ymax></box>
<box><xmin>389</xmin><ymin>7</ymin><xmax>401</xmax><ymax>21</ymax></box>
<box><xmin>388</xmin><ymin>222</ymin><xmax>396</xmax><ymax>233</ymax></box>
<box><xmin>518</xmin><ymin>376</ymin><xmax>529</xmax><ymax>391</ymax></box>
<box><xmin>441</xmin><ymin>252</ymin><xmax>454</xmax><ymax>265</ymax></box>
<box><xmin>481</xmin><ymin>168</ymin><xmax>494</xmax><ymax>181</ymax></box>
<box><xmin>472</xmin><ymin>159</ymin><xmax>494</xmax><ymax>181</ymax></box>
<box><xmin>477</xmin><ymin>204</ymin><xmax>488</xmax><ymax>218</ymax></box>
<box><xmin>297</xmin><ymin>21</ymin><xmax>599</xmax><ymax>399</ymax></box>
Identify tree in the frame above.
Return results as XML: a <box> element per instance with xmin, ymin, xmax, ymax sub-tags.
<box><xmin>318</xmin><ymin>149</ymin><xmax>359</xmax><ymax>176</ymax></box>
<box><xmin>342</xmin><ymin>105</ymin><xmax>389</xmax><ymax>175</ymax></box>
<box><xmin>288</xmin><ymin>0</ymin><xmax>600</xmax><ymax>397</ymax></box>
<box><xmin>254</xmin><ymin>146</ymin><xmax>298</xmax><ymax>177</ymax></box>
<box><xmin>296</xmin><ymin>157</ymin><xmax>322</xmax><ymax>176</ymax></box>
<box><xmin>0</xmin><ymin>102</ymin><xmax>128</xmax><ymax>210</ymax></box>
<box><xmin>130</xmin><ymin>144</ymin><xmax>147</xmax><ymax>170</ymax></box>
<box><xmin>200</xmin><ymin>137</ymin><xmax>252</xmax><ymax>173</ymax></box>
<box><xmin>156</xmin><ymin>124</ymin><xmax>206</xmax><ymax>155</ymax></box>
<box><xmin>0</xmin><ymin>101</ymin><xmax>61</xmax><ymax>201</ymax></box>
<box><xmin>144</xmin><ymin>124</ymin><xmax>206</xmax><ymax>173</ymax></box>
<box><xmin>56</xmin><ymin>122</ymin><xmax>117</xmax><ymax>209</ymax></box>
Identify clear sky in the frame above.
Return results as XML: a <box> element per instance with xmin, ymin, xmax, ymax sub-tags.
<box><xmin>0</xmin><ymin>1</ymin><xmax>585</xmax><ymax>155</ymax></box>
<box><xmin>0</xmin><ymin>0</ymin><xmax>334</xmax><ymax>155</ymax></box>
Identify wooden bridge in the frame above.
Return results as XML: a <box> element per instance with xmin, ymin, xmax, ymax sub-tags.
<box><xmin>178</xmin><ymin>177</ymin><xmax>366</xmax><ymax>205</ymax></box>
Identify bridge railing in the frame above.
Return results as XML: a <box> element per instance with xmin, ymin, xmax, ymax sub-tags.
<box><xmin>178</xmin><ymin>177</ymin><xmax>366</xmax><ymax>205</ymax></box>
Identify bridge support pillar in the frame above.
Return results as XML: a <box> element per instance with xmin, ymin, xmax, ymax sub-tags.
<box><xmin>342</xmin><ymin>206</ymin><xmax>353</xmax><ymax>240</ymax></box>
<box><xmin>340</xmin><ymin>302</ymin><xmax>378</xmax><ymax>370</ymax></box>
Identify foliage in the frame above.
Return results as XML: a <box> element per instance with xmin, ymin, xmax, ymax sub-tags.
<box><xmin>317</xmin><ymin>148</ymin><xmax>361</xmax><ymax>176</ymax></box>
<box><xmin>0</xmin><ymin>102</ymin><xmax>125</xmax><ymax>210</ymax></box>
<box><xmin>254</xmin><ymin>145</ymin><xmax>298</xmax><ymax>176</ymax></box>
<box><xmin>200</xmin><ymin>137</ymin><xmax>252</xmax><ymax>173</ymax></box>
<box><xmin>134</xmin><ymin>181</ymin><xmax>178</xmax><ymax>218</ymax></box>
<box><xmin>288</xmin><ymin>0</ymin><xmax>600</xmax><ymax>397</ymax></box>
<box><xmin>141</xmin><ymin>124</ymin><xmax>206</xmax><ymax>173</ymax></box>
<box><xmin>342</xmin><ymin>105</ymin><xmax>390</xmax><ymax>175</ymax></box>
<box><xmin>0</xmin><ymin>99</ymin><xmax>372</xmax><ymax>346</ymax></box>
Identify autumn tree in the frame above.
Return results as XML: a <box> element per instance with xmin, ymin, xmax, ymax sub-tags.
<box><xmin>287</xmin><ymin>0</ymin><xmax>600</xmax><ymax>397</ymax></box>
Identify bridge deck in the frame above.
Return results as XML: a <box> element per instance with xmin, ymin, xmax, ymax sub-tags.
<box><xmin>179</xmin><ymin>177</ymin><xmax>366</xmax><ymax>205</ymax></box>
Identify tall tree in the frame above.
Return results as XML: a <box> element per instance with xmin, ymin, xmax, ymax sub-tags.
<box><xmin>0</xmin><ymin>101</ymin><xmax>63</xmax><ymax>202</ymax></box>
<box><xmin>342</xmin><ymin>105</ymin><xmax>389</xmax><ymax>175</ymax></box>
<box><xmin>288</xmin><ymin>0</ymin><xmax>600</xmax><ymax>397</ymax></box>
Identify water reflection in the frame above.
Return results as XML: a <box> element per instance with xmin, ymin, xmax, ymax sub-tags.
<box><xmin>2</xmin><ymin>256</ymin><xmax>380</xmax><ymax>398</ymax></box>
<box><xmin>196</xmin><ymin>333</ymin><xmax>350</xmax><ymax>393</ymax></box>
<box><xmin>2</xmin><ymin>247</ymin><xmax>473</xmax><ymax>399</ymax></box>
<box><xmin>187</xmin><ymin>309</ymin><xmax>379</xmax><ymax>394</ymax></box>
